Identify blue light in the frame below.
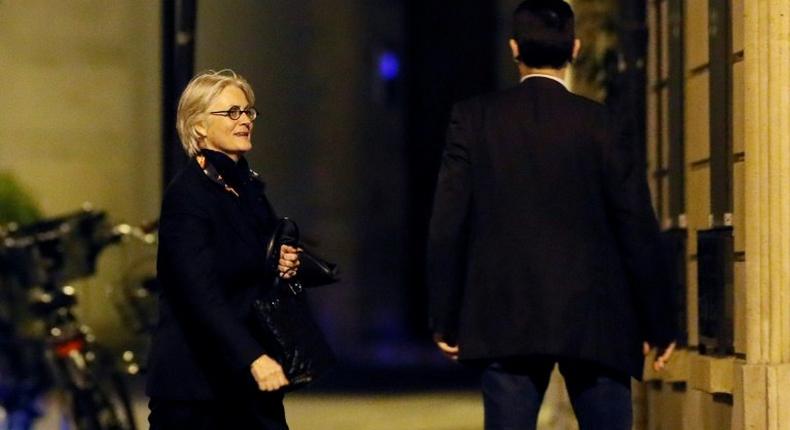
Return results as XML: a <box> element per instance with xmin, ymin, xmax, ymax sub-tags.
<box><xmin>378</xmin><ymin>51</ymin><xmax>400</xmax><ymax>81</ymax></box>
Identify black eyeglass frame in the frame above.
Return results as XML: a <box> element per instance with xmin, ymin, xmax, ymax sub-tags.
<box><xmin>209</xmin><ymin>106</ymin><xmax>258</xmax><ymax>121</ymax></box>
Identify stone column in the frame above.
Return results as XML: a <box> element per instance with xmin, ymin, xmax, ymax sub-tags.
<box><xmin>738</xmin><ymin>0</ymin><xmax>790</xmax><ymax>428</ymax></box>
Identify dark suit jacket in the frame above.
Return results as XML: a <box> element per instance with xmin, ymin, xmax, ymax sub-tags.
<box><xmin>427</xmin><ymin>77</ymin><xmax>676</xmax><ymax>378</ymax></box>
<box><xmin>146</xmin><ymin>155</ymin><xmax>276</xmax><ymax>399</ymax></box>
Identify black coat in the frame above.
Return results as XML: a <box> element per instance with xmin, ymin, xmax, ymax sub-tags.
<box><xmin>427</xmin><ymin>77</ymin><xmax>675</xmax><ymax>378</ymax></box>
<box><xmin>146</xmin><ymin>153</ymin><xmax>277</xmax><ymax>399</ymax></box>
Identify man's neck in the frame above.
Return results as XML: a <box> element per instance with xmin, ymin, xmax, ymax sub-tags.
<box><xmin>518</xmin><ymin>64</ymin><xmax>567</xmax><ymax>81</ymax></box>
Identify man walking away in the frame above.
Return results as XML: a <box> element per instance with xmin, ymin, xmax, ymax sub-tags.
<box><xmin>426</xmin><ymin>1</ymin><xmax>677</xmax><ymax>429</ymax></box>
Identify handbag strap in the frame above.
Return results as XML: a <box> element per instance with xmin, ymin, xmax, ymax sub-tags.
<box><xmin>265</xmin><ymin>218</ymin><xmax>300</xmax><ymax>271</ymax></box>
<box><xmin>265</xmin><ymin>218</ymin><xmax>304</xmax><ymax>297</ymax></box>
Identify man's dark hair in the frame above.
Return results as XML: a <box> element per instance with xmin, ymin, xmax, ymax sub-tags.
<box><xmin>512</xmin><ymin>0</ymin><xmax>575</xmax><ymax>69</ymax></box>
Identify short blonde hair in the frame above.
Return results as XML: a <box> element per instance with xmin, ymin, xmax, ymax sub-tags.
<box><xmin>176</xmin><ymin>69</ymin><xmax>256</xmax><ymax>157</ymax></box>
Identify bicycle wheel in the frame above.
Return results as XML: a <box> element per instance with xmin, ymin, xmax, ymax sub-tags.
<box><xmin>56</xmin><ymin>346</ymin><xmax>137</xmax><ymax>430</ymax></box>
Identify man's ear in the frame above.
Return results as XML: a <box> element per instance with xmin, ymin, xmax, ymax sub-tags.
<box><xmin>509</xmin><ymin>38</ymin><xmax>520</xmax><ymax>63</ymax></box>
<box><xmin>572</xmin><ymin>38</ymin><xmax>581</xmax><ymax>61</ymax></box>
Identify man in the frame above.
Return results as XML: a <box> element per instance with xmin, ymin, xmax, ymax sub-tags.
<box><xmin>426</xmin><ymin>1</ymin><xmax>676</xmax><ymax>429</ymax></box>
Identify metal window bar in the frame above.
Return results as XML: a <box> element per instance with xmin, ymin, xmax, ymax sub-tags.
<box><xmin>708</xmin><ymin>0</ymin><xmax>733</xmax><ymax>223</ymax></box>
<box><xmin>697</xmin><ymin>0</ymin><xmax>735</xmax><ymax>357</ymax></box>
<box><xmin>664</xmin><ymin>0</ymin><xmax>689</xmax><ymax>348</ymax></box>
<box><xmin>667</xmin><ymin>0</ymin><xmax>685</xmax><ymax>222</ymax></box>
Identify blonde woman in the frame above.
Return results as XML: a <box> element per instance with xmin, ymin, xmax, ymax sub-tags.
<box><xmin>146</xmin><ymin>69</ymin><xmax>299</xmax><ymax>429</ymax></box>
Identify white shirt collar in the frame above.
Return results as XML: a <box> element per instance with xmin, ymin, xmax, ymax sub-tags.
<box><xmin>520</xmin><ymin>73</ymin><xmax>569</xmax><ymax>91</ymax></box>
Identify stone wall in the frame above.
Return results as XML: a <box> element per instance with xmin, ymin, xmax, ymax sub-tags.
<box><xmin>0</xmin><ymin>1</ymin><xmax>161</xmax><ymax>345</ymax></box>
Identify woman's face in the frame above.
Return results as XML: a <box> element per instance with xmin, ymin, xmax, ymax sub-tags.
<box><xmin>197</xmin><ymin>85</ymin><xmax>254</xmax><ymax>161</ymax></box>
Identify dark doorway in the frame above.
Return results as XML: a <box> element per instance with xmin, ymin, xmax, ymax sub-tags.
<box><xmin>404</xmin><ymin>0</ymin><xmax>499</xmax><ymax>337</ymax></box>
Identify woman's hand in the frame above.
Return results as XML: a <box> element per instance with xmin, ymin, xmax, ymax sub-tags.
<box><xmin>250</xmin><ymin>354</ymin><xmax>289</xmax><ymax>391</ymax></box>
<box><xmin>278</xmin><ymin>244</ymin><xmax>301</xmax><ymax>279</ymax></box>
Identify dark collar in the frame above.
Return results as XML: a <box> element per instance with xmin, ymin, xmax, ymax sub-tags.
<box><xmin>196</xmin><ymin>150</ymin><xmax>262</xmax><ymax>197</ymax></box>
<box><xmin>201</xmin><ymin>149</ymin><xmax>249</xmax><ymax>187</ymax></box>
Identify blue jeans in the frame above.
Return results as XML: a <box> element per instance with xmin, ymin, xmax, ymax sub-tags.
<box><xmin>481</xmin><ymin>357</ymin><xmax>632</xmax><ymax>430</ymax></box>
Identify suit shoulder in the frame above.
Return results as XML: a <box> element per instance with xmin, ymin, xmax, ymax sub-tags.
<box><xmin>553</xmin><ymin>92</ymin><xmax>612</xmax><ymax>131</ymax></box>
<box><xmin>454</xmin><ymin>87</ymin><xmax>518</xmax><ymax>109</ymax></box>
<box><xmin>161</xmin><ymin>162</ymin><xmax>211</xmax><ymax>216</ymax></box>
<box><xmin>162</xmin><ymin>161</ymin><xmax>197</xmax><ymax>197</ymax></box>
<box><xmin>567</xmin><ymin>91</ymin><xmax>608</xmax><ymax>113</ymax></box>
<box><xmin>449</xmin><ymin>94</ymin><xmax>486</xmax><ymax>117</ymax></box>
<box><xmin>451</xmin><ymin>85</ymin><xmax>610</xmax><ymax>125</ymax></box>
<box><xmin>448</xmin><ymin>89</ymin><xmax>513</xmax><ymax>124</ymax></box>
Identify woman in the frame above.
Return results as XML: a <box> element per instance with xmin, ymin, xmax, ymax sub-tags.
<box><xmin>146</xmin><ymin>69</ymin><xmax>299</xmax><ymax>429</ymax></box>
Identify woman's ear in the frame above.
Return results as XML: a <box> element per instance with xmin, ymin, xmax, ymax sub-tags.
<box><xmin>194</xmin><ymin>119</ymin><xmax>207</xmax><ymax>139</ymax></box>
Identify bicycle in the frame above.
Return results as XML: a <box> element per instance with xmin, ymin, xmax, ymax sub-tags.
<box><xmin>1</xmin><ymin>208</ymin><xmax>157</xmax><ymax>430</ymax></box>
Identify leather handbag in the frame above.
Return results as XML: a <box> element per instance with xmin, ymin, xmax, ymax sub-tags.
<box><xmin>252</xmin><ymin>218</ymin><xmax>337</xmax><ymax>389</ymax></box>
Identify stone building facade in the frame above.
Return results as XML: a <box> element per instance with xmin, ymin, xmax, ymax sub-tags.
<box><xmin>642</xmin><ymin>1</ymin><xmax>789</xmax><ymax>428</ymax></box>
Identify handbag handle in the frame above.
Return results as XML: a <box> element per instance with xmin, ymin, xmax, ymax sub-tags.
<box><xmin>265</xmin><ymin>218</ymin><xmax>340</xmax><ymax>289</ymax></box>
<box><xmin>265</xmin><ymin>217</ymin><xmax>299</xmax><ymax>275</ymax></box>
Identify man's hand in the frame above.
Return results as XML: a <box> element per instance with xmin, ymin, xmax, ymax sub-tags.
<box><xmin>643</xmin><ymin>341</ymin><xmax>676</xmax><ymax>371</ymax></box>
<box><xmin>250</xmin><ymin>354</ymin><xmax>289</xmax><ymax>391</ymax></box>
<box><xmin>278</xmin><ymin>244</ymin><xmax>301</xmax><ymax>279</ymax></box>
<box><xmin>433</xmin><ymin>334</ymin><xmax>460</xmax><ymax>361</ymax></box>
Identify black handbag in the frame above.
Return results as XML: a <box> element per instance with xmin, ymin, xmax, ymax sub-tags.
<box><xmin>252</xmin><ymin>218</ymin><xmax>337</xmax><ymax>389</ymax></box>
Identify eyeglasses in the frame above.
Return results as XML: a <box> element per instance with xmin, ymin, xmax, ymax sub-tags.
<box><xmin>209</xmin><ymin>106</ymin><xmax>258</xmax><ymax>121</ymax></box>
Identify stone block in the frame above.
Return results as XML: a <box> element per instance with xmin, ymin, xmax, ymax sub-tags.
<box><xmin>689</xmin><ymin>353</ymin><xmax>736</xmax><ymax>394</ymax></box>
